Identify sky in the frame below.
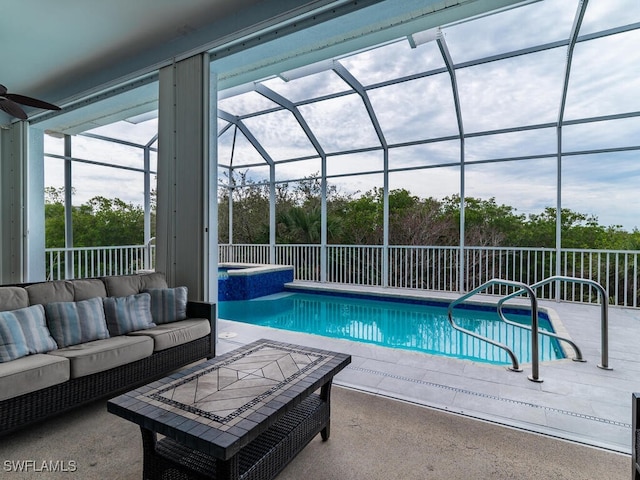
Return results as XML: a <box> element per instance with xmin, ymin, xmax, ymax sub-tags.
<box><xmin>44</xmin><ymin>0</ymin><xmax>640</xmax><ymax>231</ymax></box>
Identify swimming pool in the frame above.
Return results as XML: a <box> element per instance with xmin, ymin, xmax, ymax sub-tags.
<box><xmin>218</xmin><ymin>290</ymin><xmax>565</xmax><ymax>366</ymax></box>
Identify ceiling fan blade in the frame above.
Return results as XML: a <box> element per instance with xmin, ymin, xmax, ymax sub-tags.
<box><xmin>6</xmin><ymin>93</ymin><xmax>61</xmax><ymax>111</ymax></box>
<box><xmin>0</xmin><ymin>98</ymin><xmax>28</xmax><ymax>120</ymax></box>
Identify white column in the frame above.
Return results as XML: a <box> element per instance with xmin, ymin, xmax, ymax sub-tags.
<box><xmin>157</xmin><ymin>54</ymin><xmax>216</xmax><ymax>301</ymax></box>
<box><xmin>0</xmin><ymin>122</ymin><xmax>45</xmax><ymax>283</ymax></box>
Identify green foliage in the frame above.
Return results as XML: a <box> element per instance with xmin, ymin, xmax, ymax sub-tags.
<box><xmin>218</xmin><ymin>171</ymin><xmax>638</xmax><ymax>250</ymax></box>
<box><xmin>46</xmin><ymin>173</ymin><xmax>639</xmax><ymax>252</ymax></box>
<box><xmin>44</xmin><ymin>187</ymin><xmax>145</xmax><ymax>248</ymax></box>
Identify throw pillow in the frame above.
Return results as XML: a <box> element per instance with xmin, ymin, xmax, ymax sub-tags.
<box><xmin>46</xmin><ymin>297</ymin><xmax>110</xmax><ymax>348</ymax></box>
<box><xmin>0</xmin><ymin>315</ymin><xmax>29</xmax><ymax>362</ymax></box>
<box><xmin>12</xmin><ymin>304</ymin><xmax>58</xmax><ymax>354</ymax></box>
<box><xmin>103</xmin><ymin>293</ymin><xmax>155</xmax><ymax>336</ymax></box>
<box><xmin>143</xmin><ymin>287</ymin><xmax>188</xmax><ymax>324</ymax></box>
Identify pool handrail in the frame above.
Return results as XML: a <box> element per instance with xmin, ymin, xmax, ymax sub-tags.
<box><xmin>448</xmin><ymin>278</ymin><xmax>541</xmax><ymax>381</ymax></box>
<box><xmin>496</xmin><ymin>299</ymin><xmax>585</xmax><ymax>365</ymax></box>
<box><xmin>497</xmin><ymin>275</ymin><xmax>611</xmax><ymax>370</ymax></box>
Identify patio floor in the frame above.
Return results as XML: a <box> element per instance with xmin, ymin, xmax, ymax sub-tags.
<box><xmin>217</xmin><ymin>283</ymin><xmax>640</xmax><ymax>455</ymax></box>
<box><xmin>0</xmin><ymin>284</ymin><xmax>633</xmax><ymax>479</ymax></box>
<box><xmin>0</xmin><ymin>383</ymin><xmax>627</xmax><ymax>479</ymax></box>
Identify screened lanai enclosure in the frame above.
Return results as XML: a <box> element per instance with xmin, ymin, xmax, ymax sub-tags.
<box><xmin>42</xmin><ymin>0</ymin><xmax>640</xmax><ymax>306</ymax></box>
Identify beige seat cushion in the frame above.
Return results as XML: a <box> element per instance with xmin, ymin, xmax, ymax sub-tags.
<box><xmin>0</xmin><ymin>354</ymin><xmax>69</xmax><ymax>401</ymax></box>
<box><xmin>47</xmin><ymin>335</ymin><xmax>153</xmax><ymax>378</ymax></box>
<box><xmin>128</xmin><ymin>319</ymin><xmax>210</xmax><ymax>351</ymax></box>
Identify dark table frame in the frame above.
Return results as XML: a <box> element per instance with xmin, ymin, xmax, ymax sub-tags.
<box><xmin>108</xmin><ymin>339</ymin><xmax>351</xmax><ymax>480</ymax></box>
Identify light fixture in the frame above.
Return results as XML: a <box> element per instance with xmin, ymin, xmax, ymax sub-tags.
<box><xmin>278</xmin><ymin>59</ymin><xmax>335</xmax><ymax>82</ymax></box>
<box><xmin>407</xmin><ymin>27</ymin><xmax>440</xmax><ymax>48</ymax></box>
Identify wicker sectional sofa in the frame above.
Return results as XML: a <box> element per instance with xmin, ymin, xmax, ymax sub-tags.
<box><xmin>0</xmin><ymin>272</ymin><xmax>216</xmax><ymax>436</ymax></box>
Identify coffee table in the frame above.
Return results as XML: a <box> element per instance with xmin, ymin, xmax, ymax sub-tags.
<box><xmin>107</xmin><ymin>339</ymin><xmax>351</xmax><ymax>480</ymax></box>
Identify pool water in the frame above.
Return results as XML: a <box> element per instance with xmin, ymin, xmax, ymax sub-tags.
<box><xmin>218</xmin><ymin>291</ymin><xmax>565</xmax><ymax>365</ymax></box>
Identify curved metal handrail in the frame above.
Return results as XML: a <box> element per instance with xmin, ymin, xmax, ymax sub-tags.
<box><xmin>448</xmin><ymin>279</ymin><xmax>541</xmax><ymax>381</ymax></box>
<box><xmin>497</xmin><ymin>297</ymin><xmax>584</xmax><ymax>364</ymax></box>
<box><xmin>497</xmin><ymin>275</ymin><xmax>610</xmax><ymax>370</ymax></box>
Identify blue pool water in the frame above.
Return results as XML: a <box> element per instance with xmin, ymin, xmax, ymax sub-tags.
<box><xmin>218</xmin><ymin>290</ymin><xmax>565</xmax><ymax>365</ymax></box>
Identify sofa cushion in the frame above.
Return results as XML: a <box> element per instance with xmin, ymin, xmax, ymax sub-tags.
<box><xmin>140</xmin><ymin>272</ymin><xmax>169</xmax><ymax>290</ymax></box>
<box><xmin>102</xmin><ymin>272</ymin><xmax>168</xmax><ymax>297</ymax></box>
<box><xmin>128</xmin><ymin>318</ymin><xmax>210</xmax><ymax>351</ymax></box>
<box><xmin>0</xmin><ymin>354</ymin><xmax>69</xmax><ymax>401</ymax></box>
<box><xmin>0</xmin><ymin>315</ymin><xmax>29</xmax><ymax>362</ymax></box>
<box><xmin>45</xmin><ymin>298</ymin><xmax>110</xmax><ymax>348</ymax></box>
<box><xmin>11</xmin><ymin>304</ymin><xmax>58</xmax><ymax>354</ymax></box>
<box><xmin>103</xmin><ymin>293</ymin><xmax>155</xmax><ymax>335</ymax></box>
<box><xmin>47</xmin><ymin>335</ymin><xmax>154</xmax><ymax>378</ymax></box>
<box><xmin>144</xmin><ymin>287</ymin><xmax>188</xmax><ymax>324</ymax></box>
<box><xmin>0</xmin><ymin>286</ymin><xmax>29</xmax><ymax>312</ymax></box>
<box><xmin>25</xmin><ymin>280</ymin><xmax>74</xmax><ymax>305</ymax></box>
<box><xmin>102</xmin><ymin>275</ymin><xmax>143</xmax><ymax>297</ymax></box>
<box><xmin>72</xmin><ymin>279</ymin><xmax>107</xmax><ymax>301</ymax></box>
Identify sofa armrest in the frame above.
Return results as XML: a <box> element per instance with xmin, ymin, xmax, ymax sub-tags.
<box><xmin>187</xmin><ymin>301</ymin><xmax>216</xmax><ymax>358</ymax></box>
<box><xmin>633</xmin><ymin>393</ymin><xmax>640</xmax><ymax>480</ymax></box>
<box><xmin>186</xmin><ymin>301</ymin><xmax>215</xmax><ymax>321</ymax></box>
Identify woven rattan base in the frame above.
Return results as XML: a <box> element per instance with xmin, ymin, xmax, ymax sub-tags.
<box><xmin>141</xmin><ymin>393</ymin><xmax>330</xmax><ymax>480</ymax></box>
<box><xmin>0</xmin><ymin>335</ymin><xmax>212</xmax><ymax>437</ymax></box>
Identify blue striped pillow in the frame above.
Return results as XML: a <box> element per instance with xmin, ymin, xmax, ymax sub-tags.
<box><xmin>103</xmin><ymin>293</ymin><xmax>155</xmax><ymax>335</ymax></box>
<box><xmin>0</xmin><ymin>315</ymin><xmax>29</xmax><ymax>362</ymax></box>
<box><xmin>12</xmin><ymin>304</ymin><xmax>58</xmax><ymax>354</ymax></box>
<box><xmin>46</xmin><ymin>297</ymin><xmax>110</xmax><ymax>348</ymax></box>
<box><xmin>143</xmin><ymin>287</ymin><xmax>188</xmax><ymax>324</ymax></box>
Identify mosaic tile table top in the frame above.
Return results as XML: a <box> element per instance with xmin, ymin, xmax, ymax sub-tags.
<box><xmin>107</xmin><ymin>339</ymin><xmax>351</xmax><ymax>460</ymax></box>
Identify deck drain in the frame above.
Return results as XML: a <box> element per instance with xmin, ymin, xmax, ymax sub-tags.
<box><xmin>218</xmin><ymin>332</ymin><xmax>238</xmax><ymax>339</ymax></box>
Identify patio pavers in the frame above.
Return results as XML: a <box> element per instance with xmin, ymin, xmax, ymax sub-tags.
<box><xmin>218</xmin><ymin>286</ymin><xmax>640</xmax><ymax>454</ymax></box>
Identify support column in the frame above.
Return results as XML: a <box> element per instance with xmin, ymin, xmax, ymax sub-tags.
<box><xmin>0</xmin><ymin>122</ymin><xmax>45</xmax><ymax>283</ymax></box>
<box><xmin>157</xmin><ymin>54</ymin><xmax>216</xmax><ymax>301</ymax></box>
<box><xmin>64</xmin><ymin>135</ymin><xmax>74</xmax><ymax>279</ymax></box>
<box><xmin>320</xmin><ymin>154</ymin><xmax>327</xmax><ymax>283</ymax></box>
<box><xmin>382</xmin><ymin>148</ymin><xmax>389</xmax><ymax>288</ymax></box>
<box><xmin>269</xmin><ymin>164</ymin><xmax>276</xmax><ymax>264</ymax></box>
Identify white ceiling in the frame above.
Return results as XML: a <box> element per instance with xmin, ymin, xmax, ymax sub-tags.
<box><xmin>2</xmin><ymin>0</ymin><xmax>527</xmax><ymax>131</ymax></box>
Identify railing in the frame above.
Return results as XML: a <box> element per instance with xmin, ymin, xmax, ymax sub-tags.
<box><xmin>46</xmin><ymin>244</ymin><xmax>155</xmax><ymax>280</ymax></box>
<box><xmin>219</xmin><ymin>244</ymin><xmax>640</xmax><ymax>308</ymax></box>
<box><xmin>498</xmin><ymin>275</ymin><xmax>610</xmax><ymax>370</ymax></box>
<box><xmin>389</xmin><ymin>246</ymin><xmax>459</xmax><ymax>291</ymax></box>
<box><xmin>46</xmin><ymin>243</ymin><xmax>640</xmax><ymax>309</ymax></box>
<box><xmin>448</xmin><ymin>275</ymin><xmax>612</xmax><ymax>382</ymax></box>
<box><xmin>447</xmin><ymin>279</ymin><xmax>540</xmax><ymax>380</ymax></box>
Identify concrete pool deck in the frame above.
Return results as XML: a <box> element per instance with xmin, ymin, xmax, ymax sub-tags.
<box><xmin>217</xmin><ymin>283</ymin><xmax>639</xmax><ymax>454</ymax></box>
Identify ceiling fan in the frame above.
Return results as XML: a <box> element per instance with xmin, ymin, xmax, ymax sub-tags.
<box><xmin>0</xmin><ymin>84</ymin><xmax>61</xmax><ymax>120</ymax></box>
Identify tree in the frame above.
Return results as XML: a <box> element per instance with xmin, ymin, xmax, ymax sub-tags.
<box><xmin>277</xmin><ymin>205</ymin><xmax>321</xmax><ymax>244</ymax></box>
<box><xmin>44</xmin><ymin>188</ymin><xmax>146</xmax><ymax>248</ymax></box>
<box><xmin>334</xmin><ymin>189</ymin><xmax>381</xmax><ymax>245</ymax></box>
<box><xmin>45</xmin><ymin>187</ymin><xmax>67</xmax><ymax>248</ymax></box>
<box><xmin>440</xmin><ymin>195</ymin><xmax>525</xmax><ymax>246</ymax></box>
<box><xmin>217</xmin><ymin>169</ymin><xmax>639</xmax><ymax>251</ymax></box>
<box><xmin>218</xmin><ymin>170</ymin><xmax>270</xmax><ymax>244</ymax></box>
<box><xmin>73</xmin><ymin>196</ymin><xmax>144</xmax><ymax>246</ymax></box>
